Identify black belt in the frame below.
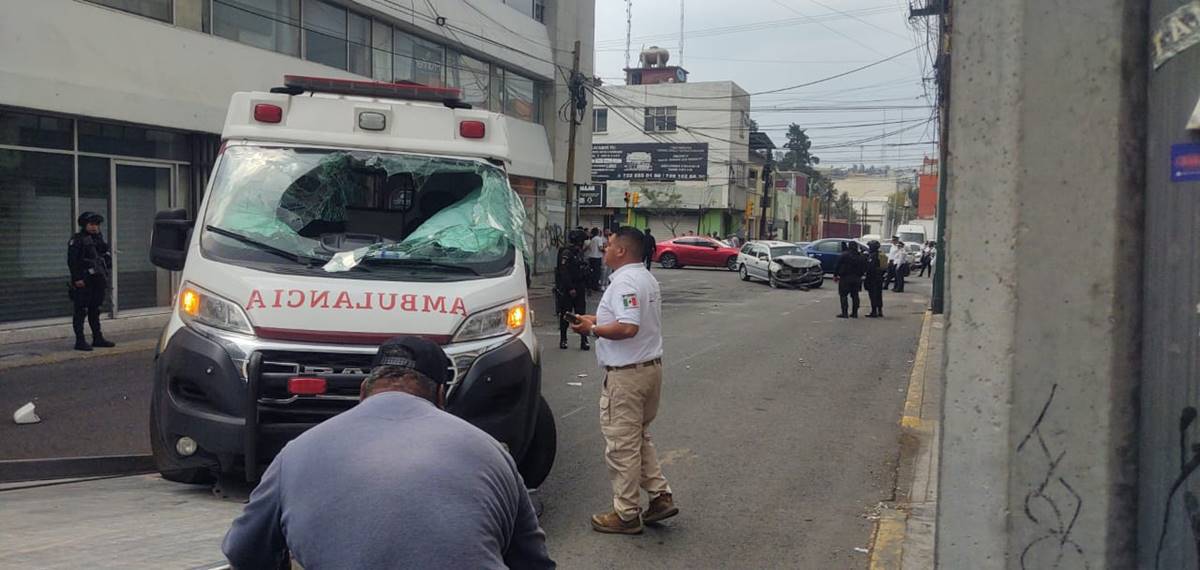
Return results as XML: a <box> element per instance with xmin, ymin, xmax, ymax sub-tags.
<box><xmin>604</xmin><ymin>358</ymin><xmax>662</xmax><ymax>372</ymax></box>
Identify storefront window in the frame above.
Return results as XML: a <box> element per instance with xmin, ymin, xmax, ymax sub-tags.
<box><xmin>0</xmin><ymin>110</ymin><xmax>73</xmax><ymax>150</ymax></box>
<box><xmin>395</xmin><ymin>30</ymin><xmax>445</xmax><ymax>87</ymax></box>
<box><xmin>86</xmin><ymin>0</ymin><xmax>172</xmax><ymax>23</ymax></box>
<box><xmin>504</xmin><ymin>71</ymin><xmax>539</xmax><ymax>123</ymax></box>
<box><xmin>214</xmin><ymin>0</ymin><xmax>301</xmax><ymax>57</ymax></box>
<box><xmin>303</xmin><ymin>0</ymin><xmax>347</xmax><ymax>70</ymax></box>
<box><xmin>78</xmin><ymin>121</ymin><xmax>190</xmax><ymax>161</ymax></box>
<box><xmin>0</xmin><ymin>150</ymin><xmax>75</xmax><ymax>323</ymax></box>
<box><xmin>447</xmin><ymin>51</ymin><xmax>491</xmax><ymax>110</ymax></box>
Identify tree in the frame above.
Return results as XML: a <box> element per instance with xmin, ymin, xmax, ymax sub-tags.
<box><xmin>641</xmin><ymin>187</ymin><xmax>687</xmax><ymax>237</ymax></box>
<box><xmin>748</xmin><ymin>118</ymin><xmax>759</xmax><ymax>133</ymax></box>
<box><xmin>778</xmin><ymin>124</ymin><xmax>821</xmax><ymax>176</ymax></box>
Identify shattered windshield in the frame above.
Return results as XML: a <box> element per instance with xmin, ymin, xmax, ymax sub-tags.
<box><xmin>201</xmin><ymin>146</ymin><xmax>526</xmax><ymax>279</ymax></box>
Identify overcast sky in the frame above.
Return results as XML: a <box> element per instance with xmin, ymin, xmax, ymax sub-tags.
<box><xmin>592</xmin><ymin>0</ymin><xmax>937</xmax><ymax>170</ymax></box>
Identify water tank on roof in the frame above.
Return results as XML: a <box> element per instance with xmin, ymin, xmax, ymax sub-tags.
<box><xmin>640</xmin><ymin>46</ymin><xmax>670</xmax><ymax>67</ymax></box>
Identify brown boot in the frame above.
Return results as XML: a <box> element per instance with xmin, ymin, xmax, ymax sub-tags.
<box><xmin>591</xmin><ymin>510</ymin><xmax>643</xmax><ymax>535</ymax></box>
<box><xmin>643</xmin><ymin>493</ymin><xmax>679</xmax><ymax>524</ymax></box>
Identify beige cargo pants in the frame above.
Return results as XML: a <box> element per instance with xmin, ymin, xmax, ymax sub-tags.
<box><xmin>600</xmin><ymin>361</ymin><xmax>671</xmax><ymax>520</ymax></box>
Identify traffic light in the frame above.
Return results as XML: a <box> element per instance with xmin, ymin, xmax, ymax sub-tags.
<box><xmin>624</xmin><ymin>192</ymin><xmax>631</xmax><ymax>206</ymax></box>
<box><xmin>632</xmin><ymin>192</ymin><xmax>640</xmax><ymax>206</ymax></box>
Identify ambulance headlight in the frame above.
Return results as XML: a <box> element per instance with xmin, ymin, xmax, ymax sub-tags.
<box><xmin>178</xmin><ymin>282</ymin><xmax>254</xmax><ymax>336</ymax></box>
<box><xmin>452</xmin><ymin>299</ymin><xmax>527</xmax><ymax>343</ymax></box>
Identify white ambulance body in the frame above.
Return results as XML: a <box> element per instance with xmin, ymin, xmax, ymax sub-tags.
<box><xmin>148</xmin><ymin>76</ymin><xmax>554</xmax><ymax>486</ymax></box>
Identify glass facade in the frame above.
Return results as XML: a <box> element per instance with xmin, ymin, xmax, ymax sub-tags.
<box><xmin>0</xmin><ymin>109</ymin><xmax>207</xmax><ymax>324</ymax></box>
<box><xmin>85</xmin><ymin>0</ymin><xmax>545</xmax><ymax>123</ymax></box>
<box><xmin>213</xmin><ymin>0</ymin><xmax>301</xmax><ymax>57</ymax></box>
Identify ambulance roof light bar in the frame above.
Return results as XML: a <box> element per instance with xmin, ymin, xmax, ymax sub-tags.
<box><xmin>274</xmin><ymin>75</ymin><xmax>470</xmax><ymax>108</ymax></box>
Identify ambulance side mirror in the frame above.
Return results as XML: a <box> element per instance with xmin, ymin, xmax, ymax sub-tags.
<box><xmin>151</xmin><ymin>209</ymin><xmax>193</xmax><ymax>271</ymax></box>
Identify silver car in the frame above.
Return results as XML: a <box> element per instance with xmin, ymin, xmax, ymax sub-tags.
<box><xmin>737</xmin><ymin>240</ymin><xmax>824</xmax><ymax>289</ymax></box>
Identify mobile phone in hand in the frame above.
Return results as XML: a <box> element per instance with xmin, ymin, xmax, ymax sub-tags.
<box><xmin>562</xmin><ymin>312</ymin><xmax>582</xmax><ymax>324</ymax></box>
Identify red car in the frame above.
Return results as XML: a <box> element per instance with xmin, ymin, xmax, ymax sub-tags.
<box><xmin>652</xmin><ymin>236</ymin><xmax>741</xmax><ymax>271</ymax></box>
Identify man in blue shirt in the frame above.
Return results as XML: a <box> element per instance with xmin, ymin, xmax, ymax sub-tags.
<box><xmin>222</xmin><ymin>337</ymin><xmax>554</xmax><ymax>569</ymax></box>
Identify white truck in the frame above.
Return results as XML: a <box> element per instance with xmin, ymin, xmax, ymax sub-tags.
<box><xmin>146</xmin><ymin>76</ymin><xmax>555</xmax><ymax>488</ymax></box>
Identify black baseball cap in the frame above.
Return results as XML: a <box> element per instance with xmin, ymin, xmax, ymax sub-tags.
<box><xmin>370</xmin><ymin>336</ymin><xmax>451</xmax><ymax>385</ymax></box>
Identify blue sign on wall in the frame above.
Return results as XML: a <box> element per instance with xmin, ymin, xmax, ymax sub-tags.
<box><xmin>1171</xmin><ymin>143</ymin><xmax>1200</xmax><ymax>181</ymax></box>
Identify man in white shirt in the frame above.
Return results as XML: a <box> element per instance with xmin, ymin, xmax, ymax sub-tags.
<box><xmin>570</xmin><ymin>227</ymin><xmax>677</xmax><ymax>535</ymax></box>
<box><xmin>585</xmin><ymin>228</ymin><xmax>605</xmax><ymax>291</ymax></box>
<box><xmin>887</xmin><ymin>236</ymin><xmax>909</xmax><ymax>292</ymax></box>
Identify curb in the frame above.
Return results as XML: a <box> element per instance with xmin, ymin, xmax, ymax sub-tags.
<box><xmin>869</xmin><ymin>310</ymin><xmax>933</xmax><ymax>569</ymax></box>
<box><xmin>0</xmin><ymin>339</ymin><xmax>158</xmax><ymax>372</ymax></box>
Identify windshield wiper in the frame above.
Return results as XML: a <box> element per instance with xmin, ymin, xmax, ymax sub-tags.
<box><xmin>361</xmin><ymin>256</ymin><xmax>479</xmax><ymax>275</ymax></box>
<box><xmin>205</xmin><ymin>225</ymin><xmax>327</xmax><ymax>266</ymax></box>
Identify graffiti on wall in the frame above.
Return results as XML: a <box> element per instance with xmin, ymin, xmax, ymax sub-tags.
<box><xmin>1154</xmin><ymin>406</ymin><xmax>1200</xmax><ymax>569</ymax></box>
<box><xmin>1017</xmin><ymin>384</ymin><xmax>1089</xmax><ymax>569</ymax></box>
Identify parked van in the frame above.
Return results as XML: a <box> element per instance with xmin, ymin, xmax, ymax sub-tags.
<box><xmin>147</xmin><ymin>76</ymin><xmax>555</xmax><ymax>487</ymax></box>
<box><xmin>896</xmin><ymin>224</ymin><xmax>927</xmax><ymax>246</ymax></box>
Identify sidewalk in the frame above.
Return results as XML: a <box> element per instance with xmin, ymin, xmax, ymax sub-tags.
<box><xmin>869</xmin><ymin>311</ymin><xmax>942</xmax><ymax>569</ymax></box>
<box><xmin>1</xmin><ymin>273</ymin><xmax>561</xmax><ymax>373</ymax></box>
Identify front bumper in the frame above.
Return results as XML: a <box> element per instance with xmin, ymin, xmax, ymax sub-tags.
<box><xmin>774</xmin><ymin>267</ymin><xmax>825</xmax><ymax>287</ymax></box>
<box><xmin>151</xmin><ymin>325</ymin><xmax>539</xmax><ymax>479</ymax></box>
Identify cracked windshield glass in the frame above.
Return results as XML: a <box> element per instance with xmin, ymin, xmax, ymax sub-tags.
<box><xmin>203</xmin><ymin>146</ymin><xmax>527</xmax><ymax>278</ymax></box>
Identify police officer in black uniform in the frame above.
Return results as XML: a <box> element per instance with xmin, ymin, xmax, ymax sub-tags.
<box><xmin>863</xmin><ymin>240</ymin><xmax>887</xmax><ymax>318</ymax></box>
<box><xmin>556</xmin><ymin>228</ymin><xmax>591</xmax><ymax>350</ymax></box>
<box><xmin>68</xmin><ymin>212</ymin><xmax>116</xmax><ymax>351</ymax></box>
<box><xmin>834</xmin><ymin>241</ymin><xmax>869</xmax><ymax>319</ymax></box>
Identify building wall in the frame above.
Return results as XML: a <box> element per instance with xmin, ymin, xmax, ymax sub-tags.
<box><xmin>0</xmin><ymin>0</ymin><xmax>592</xmax><ymax>183</ymax></box>
<box><xmin>592</xmin><ymin>80</ymin><xmax>750</xmax><ymax>210</ymax></box>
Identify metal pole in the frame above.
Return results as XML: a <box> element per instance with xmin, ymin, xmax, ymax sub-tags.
<box><xmin>930</xmin><ymin>4</ymin><xmax>950</xmax><ymax>314</ymax></box>
<box><xmin>564</xmin><ymin>40</ymin><xmax>581</xmax><ymax>231</ymax></box>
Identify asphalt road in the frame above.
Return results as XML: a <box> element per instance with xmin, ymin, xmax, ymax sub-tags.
<box><xmin>537</xmin><ymin>267</ymin><xmax>928</xmax><ymax>569</ymax></box>
<box><xmin>0</xmin><ymin>265</ymin><xmax>929</xmax><ymax>568</ymax></box>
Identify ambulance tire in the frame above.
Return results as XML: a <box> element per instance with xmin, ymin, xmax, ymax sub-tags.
<box><xmin>519</xmin><ymin>396</ymin><xmax>557</xmax><ymax>489</ymax></box>
<box><xmin>150</xmin><ymin>397</ymin><xmax>214</xmax><ymax>485</ymax></box>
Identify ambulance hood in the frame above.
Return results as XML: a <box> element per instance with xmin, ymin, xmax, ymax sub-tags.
<box><xmin>183</xmin><ymin>253</ymin><xmax>524</xmax><ymax>344</ymax></box>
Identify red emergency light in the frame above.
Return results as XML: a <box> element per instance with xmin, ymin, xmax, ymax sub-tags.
<box><xmin>459</xmin><ymin>120</ymin><xmax>486</xmax><ymax>139</ymax></box>
<box><xmin>254</xmin><ymin>104</ymin><xmax>283</xmax><ymax>124</ymax></box>
<box><xmin>287</xmin><ymin>377</ymin><xmax>327</xmax><ymax>396</ymax></box>
<box><xmin>282</xmin><ymin>75</ymin><xmax>463</xmax><ymax>103</ymax></box>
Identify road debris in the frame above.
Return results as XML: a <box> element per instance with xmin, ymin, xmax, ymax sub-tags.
<box><xmin>13</xmin><ymin>402</ymin><xmax>40</xmax><ymax>424</ymax></box>
<box><xmin>854</xmin><ymin>547</ymin><xmax>869</xmax><ymax>554</ymax></box>
<box><xmin>567</xmin><ymin>382</ymin><xmax>583</xmax><ymax>387</ymax></box>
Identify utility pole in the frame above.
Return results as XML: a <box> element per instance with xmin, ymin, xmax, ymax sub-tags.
<box><xmin>910</xmin><ymin>0</ymin><xmax>950</xmax><ymax>313</ymax></box>
<box><xmin>563</xmin><ymin>40</ymin><xmax>581</xmax><ymax>231</ymax></box>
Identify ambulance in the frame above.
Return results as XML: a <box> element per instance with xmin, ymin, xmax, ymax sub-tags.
<box><xmin>147</xmin><ymin>76</ymin><xmax>555</xmax><ymax>487</ymax></box>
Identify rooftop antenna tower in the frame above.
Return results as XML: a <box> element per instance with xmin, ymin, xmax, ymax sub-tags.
<box><xmin>624</xmin><ymin>0</ymin><xmax>633</xmax><ymax>70</ymax></box>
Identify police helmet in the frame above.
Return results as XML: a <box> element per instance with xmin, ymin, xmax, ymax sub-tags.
<box><xmin>568</xmin><ymin>228</ymin><xmax>588</xmax><ymax>246</ymax></box>
<box><xmin>77</xmin><ymin>211</ymin><xmax>104</xmax><ymax>227</ymax></box>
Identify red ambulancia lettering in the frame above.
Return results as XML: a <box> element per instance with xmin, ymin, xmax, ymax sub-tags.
<box><xmin>400</xmin><ymin>294</ymin><xmax>418</xmax><ymax>312</ymax></box>
<box><xmin>246</xmin><ymin>289</ymin><xmax>266</xmax><ymax>310</ymax></box>
<box><xmin>423</xmin><ymin>295</ymin><xmax>447</xmax><ymax>314</ymax></box>
<box><xmin>243</xmin><ymin>289</ymin><xmax>467</xmax><ymax>316</ymax></box>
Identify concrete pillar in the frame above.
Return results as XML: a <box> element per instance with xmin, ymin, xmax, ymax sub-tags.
<box><xmin>937</xmin><ymin>0</ymin><xmax>1145</xmax><ymax>568</ymax></box>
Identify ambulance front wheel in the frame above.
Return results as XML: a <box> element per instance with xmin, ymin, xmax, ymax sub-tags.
<box><xmin>518</xmin><ymin>396</ymin><xmax>557</xmax><ymax>489</ymax></box>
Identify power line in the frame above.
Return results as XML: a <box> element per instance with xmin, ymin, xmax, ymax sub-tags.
<box><xmin>770</xmin><ymin>0</ymin><xmax>886</xmax><ymax>57</ymax></box>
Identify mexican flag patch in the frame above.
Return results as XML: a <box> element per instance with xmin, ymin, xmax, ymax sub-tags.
<box><xmin>621</xmin><ymin>293</ymin><xmax>639</xmax><ymax>308</ymax></box>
